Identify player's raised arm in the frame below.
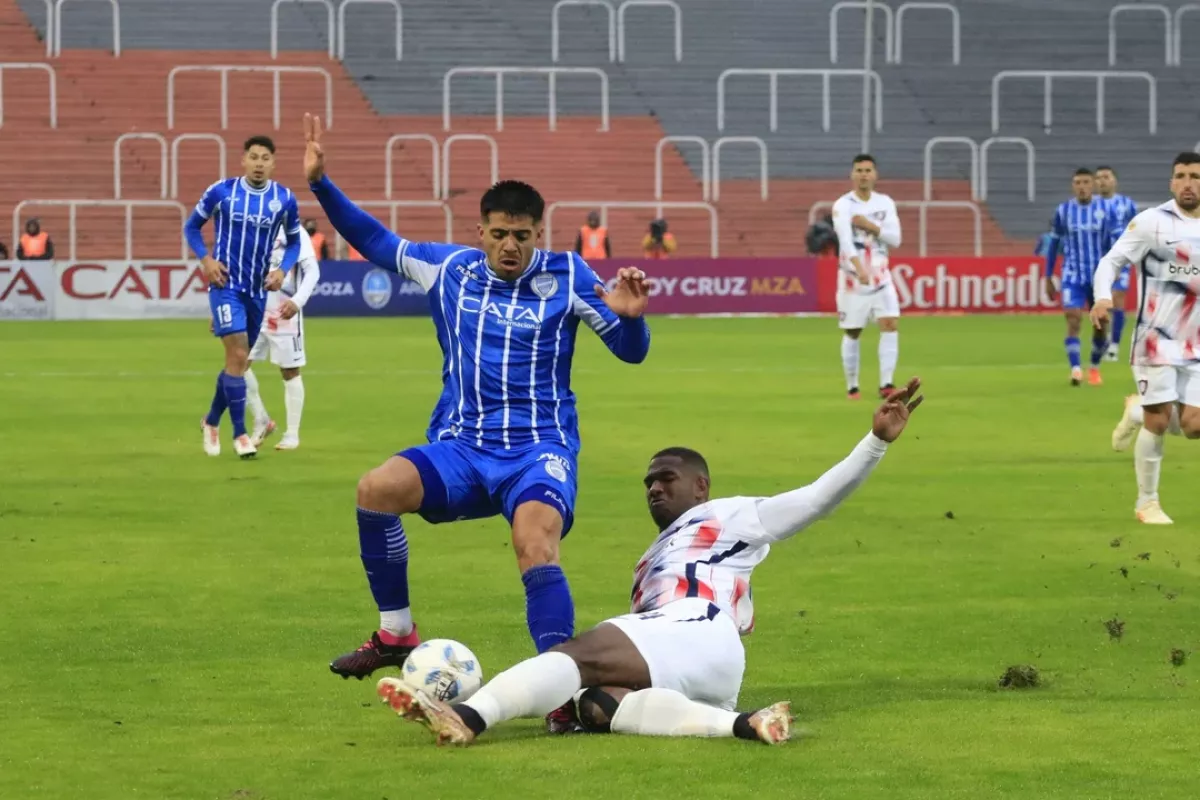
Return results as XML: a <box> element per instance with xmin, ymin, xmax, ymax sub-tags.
<box><xmin>750</xmin><ymin>378</ymin><xmax>922</xmax><ymax>543</ymax></box>
<box><xmin>1092</xmin><ymin>212</ymin><xmax>1154</xmax><ymax>329</ymax></box>
<box><xmin>572</xmin><ymin>258</ymin><xmax>651</xmax><ymax>364</ymax></box>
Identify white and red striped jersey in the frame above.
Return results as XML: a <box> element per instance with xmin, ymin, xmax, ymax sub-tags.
<box><xmin>832</xmin><ymin>190</ymin><xmax>902</xmax><ymax>296</ymax></box>
<box><xmin>1095</xmin><ymin>201</ymin><xmax>1200</xmax><ymax>366</ymax></box>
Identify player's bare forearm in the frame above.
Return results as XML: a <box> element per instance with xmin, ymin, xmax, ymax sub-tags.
<box><xmin>309</xmin><ymin>174</ymin><xmax>404</xmax><ymax>270</ymax></box>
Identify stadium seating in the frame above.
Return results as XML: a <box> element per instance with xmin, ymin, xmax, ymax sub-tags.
<box><xmin>1</xmin><ymin>0</ymin><xmax>1193</xmax><ymax>260</ymax></box>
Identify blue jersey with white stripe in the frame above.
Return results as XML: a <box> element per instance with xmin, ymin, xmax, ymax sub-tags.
<box><xmin>1101</xmin><ymin>194</ymin><xmax>1138</xmax><ymax>248</ymax></box>
<box><xmin>1049</xmin><ymin>198</ymin><xmax>1111</xmax><ymax>285</ymax></box>
<box><xmin>191</xmin><ymin>178</ymin><xmax>300</xmax><ymax>297</ymax></box>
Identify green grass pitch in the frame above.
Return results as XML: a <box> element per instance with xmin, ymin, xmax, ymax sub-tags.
<box><xmin>2</xmin><ymin>316</ymin><xmax>1198</xmax><ymax>799</ymax></box>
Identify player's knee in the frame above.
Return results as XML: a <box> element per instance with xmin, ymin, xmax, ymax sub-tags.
<box><xmin>879</xmin><ymin>318</ymin><xmax>897</xmax><ymax>332</ymax></box>
<box><xmin>843</xmin><ymin>329</ymin><xmax>862</xmax><ymax>340</ymax></box>
<box><xmin>281</xmin><ymin>367</ymin><xmax>300</xmax><ymax>381</ymax></box>
<box><xmin>511</xmin><ymin>505</ymin><xmax>563</xmax><ymax>569</ymax></box>
<box><xmin>574</xmin><ymin>686</ymin><xmax>630</xmax><ymax>733</ymax></box>
<box><xmin>356</xmin><ymin>462</ymin><xmax>422</xmax><ymax>514</ymax></box>
<box><xmin>1181</xmin><ymin>421</ymin><xmax>1200</xmax><ymax>439</ymax></box>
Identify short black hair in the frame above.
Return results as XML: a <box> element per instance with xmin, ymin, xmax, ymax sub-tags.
<box><xmin>1096</xmin><ymin>165</ymin><xmax>1116</xmax><ymax>176</ymax></box>
<box><xmin>1074</xmin><ymin>167</ymin><xmax>1094</xmax><ymax>177</ymax></box>
<box><xmin>1173</xmin><ymin>152</ymin><xmax>1200</xmax><ymax>168</ymax></box>
<box><xmin>651</xmin><ymin>446</ymin><xmax>709</xmax><ymax>478</ymax></box>
<box><xmin>853</xmin><ymin>153</ymin><xmax>876</xmax><ymax>166</ymax></box>
<box><xmin>480</xmin><ymin>180</ymin><xmax>545</xmax><ymax>222</ymax></box>
<box><xmin>244</xmin><ymin>135</ymin><xmax>276</xmax><ymax>154</ymax></box>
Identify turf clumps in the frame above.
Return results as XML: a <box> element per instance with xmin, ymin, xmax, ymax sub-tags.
<box><xmin>998</xmin><ymin>665</ymin><xmax>1040</xmax><ymax>689</ymax></box>
<box><xmin>1104</xmin><ymin>617</ymin><xmax>1125</xmax><ymax>640</ymax></box>
<box><xmin>1170</xmin><ymin>649</ymin><xmax>1187</xmax><ymax>667</ymax></box>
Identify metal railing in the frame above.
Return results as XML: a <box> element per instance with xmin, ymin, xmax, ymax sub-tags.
<box><xmin>13</xmin><ymin>199</ymin><xmax>188</xmax><ymax>261</ymax></box>
<box><xmin>552</xmin><ymin>0</ymin><xmax>615</xmax><ymax>62</ymax></box>
<box><xmin>299</xmin><ymin>199</ymin><xmax>454</xmax><ymax>249</ymax></box>
<box><xmin>442</xmin><ymin>134</ymin><xmax>499</xmax><ymax>200</ymax></box>
<box><xmin>385</xmin><ymin>133</ymin><xmax>439</xmax><ymax>200</ymax></box>
<box><xmin>167</xmin><ymin>65</ymin><xmax>333</xmax><ymax>130</ymax></box>
<box><xmin>717</xmin><ymin>67</ymin><xmax>882</xmax><ymax>132</ymax></box>
<box><xmin>922</xmin><ymin>136</ymin><xmax>978</xmax><ymax>201</ymax></box>
<box><xmin>337</xmin><ymin>0</ymin><xmax>402</xmax><ymax>60</ymax></box>
<box><xmin>979</xmin><ymin>136</ymin><xmax>1035</xmax><ymax>202</ymax></box>
<box><xmin>0</xmin><ymin>63</ymin><xmax>57</xmax><ymax>128</ymax></box>
<box><xmin>895</xmin><ymin>2</ymin><xmax>959</xmax><ymax>65</ymax></box>
<box><xmin>170</xmin><ymin>133</ymin><xmax>227</xmax><ymax>199</ymax></box>
<box><xmin>53</xmin><ymin>0</ymin><xmax>120</xmax><ymax>57</ymax></box>
<box><xmin>990</xmin><ymin>70</ymin><xmax>1156</xmax><ymax>134</ymax></box>
<box><xmin>712</xmin><ymin>136</ymin><xmax>767</xmax><ymax>202</ymax></box>
<box><xmin>654</xmin><ymin>135</ymin><xmax>710</xmax><ymax>205</ymax></box>
<box><xmin>1175</xmin><ymin>5</ymin><xmax>1200</xmax><ymax>65</ymax></box>
<box><xmin>36</xmin><ymin>0</ymin><xmax>53</xmax><ymax>57</ymax></box>
<box><xmin>442</xmin><ymin>66</ymin><xmax>609</xmax><ymax>132</ymax></box>
<box><xmin>808</xmin><ymin>199</ymin><xmax>982</xmax><ymax>257</ymax></box>
<box><xmin>113</xmin><ymin>132</ymin><xmax>167</xmax><ymax>199</ymax></box>
<box><xmin>830</xmin><ymin>1</ymin><xmax>894</xmax><ymax>64</ymax></box>
<box><xmin>271</xmin><ymin>0</ymin><xmax>334</xmax><ymax>59</ymax></box>
<box><xmin>545</xmin><ymin>200</ymin><xmax>719</xmax><ymax>257</ymax></box>
<box><xmin>617</xmin><ymin>0</ymin><xmax>681</xmax><ymax>62</ymax></box>
<box><xmin>1109</xmin><ymin>3</ymin><xmax>1171</xmax><ymax>66</ymax></box>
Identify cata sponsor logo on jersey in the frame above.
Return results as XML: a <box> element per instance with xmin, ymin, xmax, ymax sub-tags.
<box><xmin>457</xmin><ymin>295</ymin><xmax>544</xmax><ymax>329</ymax></box>
<box><xmin>362</xmin><ymin>269</ymin><xmax>394</xmax><ymax>310</ymax></box>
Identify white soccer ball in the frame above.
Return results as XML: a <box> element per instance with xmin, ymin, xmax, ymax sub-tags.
<box><xmin>400</xmin><ymin>639</ymin><xmax>484</xmax><ymax>702</ymax></box>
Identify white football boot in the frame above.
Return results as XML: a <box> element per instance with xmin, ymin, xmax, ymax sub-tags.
<box><xmin>201</xmin><ymin>419</ymin><xmax>220</xmax><ymax>457</ymax></box>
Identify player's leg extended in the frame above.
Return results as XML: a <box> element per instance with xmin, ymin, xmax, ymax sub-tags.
<box><xmin>877</xmin><ymin>315</ymin><xmax>898</xmax><ymax>398</ymax></box>
<box><xmin>1063</xmin><ymin>297</ymin><xmax>1084</xmax><ymax>385</ymax></box>
<box><xmin>1135</xmin><ymin>402</ymin><xmax>1174</xmax><ymax>524</ymax></box>
<box><xmin>837</xmin><ymin>291</ymin><xmax>864</xmax><ymax>399</ymax></box>
<box><xmin>1086</xmin><ymin>290</ymin><xmax>1106</xmax><ymax>385</ymax></box>
<box><xmin>203</xmin><ymin>288</ymin><xmax>253</xmax><ymax>456</ymax></box>
<box><xmin>243</xmin><ymin>365</ymin><xmax>274</xmax><ymax>446</ymax></box>
<box><xmin>277</xmin><ymin>366</ymin><xmax>303</xmax><ymax>449</ymax></box>
<box><xmin>576</xmin><ymin>686</ymin><xmax>792</xmax><ymax>745</ymax></box>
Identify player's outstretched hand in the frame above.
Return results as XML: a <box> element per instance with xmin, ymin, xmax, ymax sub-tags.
<box><xmin>278</xmin><ymin>299</ymin><xmax>300</xmax><ymax>320</ymax></box>
<box><xmin>303</xmin><ymin>113</ymin><xmax>325</xmax><ymax>183</ymax></box>
<box><xmin>1090</xmin><ymin>299</ymin><xmax>1112</xmax><ymax>331</ymax></box>
<box><xmin>595</xmin><ymin>266</ymin><xmax>649</xmax><ymax>318</ymax></box>
<box><xmin>872</xmin><ymin>377</ymin><xmax>923</xmax><ymax>443</ymax></box>
<box><xmin>202</xmin><ymin>256</ymin><xmax>228</xmax><ymax>288</ymax></box>
<box><xmin>264</xmin><ymin>268</ymin><xmax>284</xmax><ymax>292</ymax></box>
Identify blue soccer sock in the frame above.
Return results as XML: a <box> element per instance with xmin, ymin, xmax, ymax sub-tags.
<box><xmin>1112</xmin><ymin>309</ymin><xmax>1126</xmax><ymax>345</ymax></box>
<box><xmin>205</xmin><ymin>371</ymin><xmax>228</xmax><ymax>427</ymax></box>
<box><xmin>1090</xmin><ymin>331</ymin><xmax>1106</xmax><ymax>366</ymax></box>
<box><xmin>1065</xmin><ymin>336</ymin><xmax>1081</xmax><ymax>369</ymax></box>
<box><xmin>222</xmin><ymin>373</ymin><xmax>248</xmax><ymax>438</ymax></box>
<box><xmin>522</xmin><ymin>564</ymin><xmax>575</xmax><ymax>653</ymax></box>
<box><xmin>357</xmin><ymin>507</ymin><xmax>412</xmax><ymax>618</ymax></box>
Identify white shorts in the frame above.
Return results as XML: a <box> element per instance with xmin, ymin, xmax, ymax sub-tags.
<box><xmin>837</xmin><ymin>285</ymin><xmax>900</xmax><ymax>330</ymax></box>
<box><xmin>604</xmin><ymin>597</ymin><xmax>745</xmax><ymax>711</ymax></box>
<box><xmin>250</xmin><ymin>313</ymin><xmax>306</xmax><ymax>368</ymax></box>
<box><xmin>1133</xmin><ymin>363</ymin><xmax>1200</xmax><ymax>407</ymax></box>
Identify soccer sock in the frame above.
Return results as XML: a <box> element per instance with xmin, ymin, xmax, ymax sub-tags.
<box><xmin>1090</xmin><ymin>331</ymin><xmax>1105</xmax><ymax>366</ymax></box>
<box><xmin>284</xmin><ymin>375</ymin><xmax>305</xmax><ymax>439</ymax></box>
<box><xmin>460</xmin><ymin>651</ymin><xmax>582</xmax><ymax>730</ymax></box>
<box><xmin>522</xmin><ymin>565</ymin><xmax>575</xmax><ymax>653</ymax></box>
<box><xmin>205</xmin><ymin>371</ymin><xmax>228</xmax><ymax>427</ymax></box>
<box><xmin>841</xmin><ymin>336</ymin><xmax>861</xmax><ymax>390</ymax></box>
<box><xmin>243</xmin><ymin>367</ymin><xmax>268</xmax><ymax>428</ymax></box>
<box><xmin>221</xmin><ymin>373</ymin><xmax>249</xmax><ymax>438</ymax></box>
<box><xmin>878</xmin><ymin>331</ymin><xmax>898</xmax><ymax>387</ymax></box>
<box><xmin>609</xmin><ymin>688</ymin><xmax>742</xmax><ymax>738</ymax></box>
<box><xmin>1112</xmin><ymin>309</ymin><xmax>1126</xmax><ymax>345</ymax></box>
<box><xmin>357</xmin><ymin>508</ymin><xmax>413</xmax><ymax>635</ymax></box>
<box><xmin>1134</xmin><ymin>427</ymin><xmax>1164</xmax><ymax>507</ymax></box>
<box><xmin>1065</xmin><ymin>336</ymin><xmax>1081</xmax><ymax>369</ymax></box>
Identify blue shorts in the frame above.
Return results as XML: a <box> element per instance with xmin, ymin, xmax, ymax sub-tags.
<box><xmin>1061</xmin><ymin>281</ymin><xmax>1094</xmax><ymax>310</ymax></box>
<box><xmin>209</xmin><ymin>287</ymin><xmax>266</xmax><ymax>348</ymax></box>
<box><xmin>1112</xmin><ymin>264</ymin><xmax>1132</xmax><ymax>293</ymax></box>
<box><xmin>400</xmin><ymin>439</ymin><xmax>579</xmax><ymax>535</ymax></box>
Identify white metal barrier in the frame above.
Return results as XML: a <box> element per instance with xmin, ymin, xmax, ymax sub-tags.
<box><xmin>712</xmin><ymin>136</ymin><xmax>767</xmax><ymax>202</ymax></box>
<box><xmin>717</xmin><ymin>68</ymin><xmax>882</xmax><ymax>132</ymax></box>
<box><xmin>808</xmin><ymin>199</ymin><xmax>982</xmax><ymax>257</ymax></box>
<box><xmin>617</xmin><ymin>0</ymin><xmax>681</xmax><ymax>62</ymax></box>
<box><xmin>441</xmin><ymin>134</ymin><xmax>499</xmax><ymax>200</ymax></box>
<box><xmin>337</xmin><ymin>0</ymin><xmax>402</xmax><ymax>60</ymax></box>
<box><xmin>13</xmin><ymin>199</ymin><xmax>188</xmax><ymax>261</ymax></box>
<box><xmin>299</xmin><ymin>200</ymin><xmax>454</xmax><ymax>249</ymax></box>
<box><xmin>830</xmin><ymin>1</ymin><xmax>894</xmax><ymax>65</ymax></box>
<box><xmin>53</xmin><ymin>0</ymin><xmax>120</xmax><ymax>57</ymax></box>
<box><xmin>922</xmin><ymin>136</ymin><xmax>978</xmax><ymax>201</ymax></box>
<box><xmin>0</xmin><ymin>63</ymin><xmax>57</xmax><ymax>128</ymax></box>
<box><xmin>546</xmin><ymin>200</ymin><xmax>719</xmax><ymax>257</ymax></box>
<box><xmin>170</xmin><ymin>133</ymin><xmax>227</xmax><ymax>199</ymax></box>
<box><xmin>895</xmin><ymin>2</ymin><xmax>959</xmax><ymax>65</ymax></box>
<box><xmin>980</xmin><ymin>136</ymin><xmax>1035</xmax><ymax>202</ymax></box>
<box><xmin>167</xmin><ymin>65</ymin><xmax>333</xmax><ymax>130</ymax></box>
<box><xmin>990</xmin><ymin>70</ymin><xmax>1156</xmax><ymax>134</ymax></box>
<box><xmin>1173</xmin><ymin>5</ymin><xmax>1200</xmax><ymax>65</ymax></box>
<box><xmin>36</xmin><ymin>0</ymin><xmax>54</xmax><ymax>57</ymax></box>
<box><xmin>442</xmin><ymin>66</ymin><xmax>609</xmax><ymax>132</ymax></box>
<box><xmin>385</xmin><ymin>133</ymin><xmax>439</xmax><ymax>200</ymax></box>
<box><xmin>271</xmin><ymin>0</ymin><xmax>334</xmax><ymax>59</ymax></box>
<box><xmin>1109</xmin><ymin>4</ymin><xmax>1171</xmax><ymax>66</ymax></box>
<box><xmin>113</xmin><ymin>132</ymin><xmax>167</xmax><ymax>200</ymax></box>
<box><xmin>552</xmin><ymin>0</ymin><xmax>615</xmax><ymax>62</ymax></box>
<box><xmin>654</xmin><ymin>135</ymin><xmax>710</xmax><ymax>205</ymax></box>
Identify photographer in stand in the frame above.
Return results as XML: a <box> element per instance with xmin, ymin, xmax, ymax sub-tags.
<box><xmin>641</xmin><ymin>218</ymin><xmax>677</xmax><ymax>259</ymax></box>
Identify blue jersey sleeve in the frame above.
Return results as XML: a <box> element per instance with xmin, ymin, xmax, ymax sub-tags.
<box><xmin>569</xmin><ymin>254</ymin><xmax>650</xmax><ymax>364</ymax></box>
<box><xmin>1044</xmin><ymin>205</ymin><xmax>1065</xmax><ymax>277</ymax></box>
<box><xmin>184</xmin><ymin>181</ymin><xmax>226</xmax><ymax>259</ymax></box>
<box><xmin>277</xmin><ymin>194</ymin><xmax>301</xmax><ymax>273</ymax></box>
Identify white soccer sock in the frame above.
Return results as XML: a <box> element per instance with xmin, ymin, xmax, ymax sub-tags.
<box><xmin>463</xmin><ymin>652</ymin><xmax>581</xmax><ymax>728</ymax></box>
<box><xmin>1134</xmin><ymin>427</ymin><xmax>1164</xmax><ymax>507</ymax></box>
<box><xmin>879</xmin><ymin>331</ymin><xmax>899</xmax><ymax>387</ymax></box>
<box><xmin>841</xmin><ymin>336</ymin><xmax>861</xmax><ymax>390</ymax></box>
<box><xmin>244</xmin><ymin>367</ymin><xmax>269</xmax><ymax>427</ymax></box>
<box><xmin>380</xmin><ymin>608</ymin><xmax>413</xmax><ymax>638</ymax></box>
<box><xmin>610</xmin><ymin>688</ymin><xmax>740</xmax><ymax>738</ymax></box>
<box><xmin>284</xmin><ymin>374</ymin><xmax>305</xmax><ymax>439</ymax></box>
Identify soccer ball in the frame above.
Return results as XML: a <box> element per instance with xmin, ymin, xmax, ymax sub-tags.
<box><xmin>400</xmin><ymin>639</ymin><xmax>484</xmax><ymax>702</ymax></box>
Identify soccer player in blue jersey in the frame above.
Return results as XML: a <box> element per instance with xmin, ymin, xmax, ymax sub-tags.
<box><xmin>302</xmin><ymin>115</ymin><xmax>651</xmax><ymax>729</ymax></box>
<box><xmin>1043</xmin><ymin>168</ymin><xmax>1112</xmax><ymax>386</ymax></box>
<box><xmin>1095</xmin><ymin>166</ymin><xmax>1138</xmax><ymax>361</ymax></box>
<box><xmin>185</xmin><ymin>135</ymin><xmax>302</xmax><ymax>458</ymax></box>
